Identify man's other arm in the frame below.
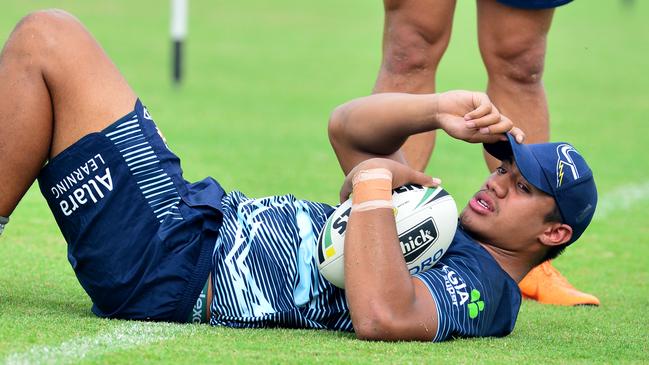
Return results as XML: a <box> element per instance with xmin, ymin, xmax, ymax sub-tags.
<box><xmin>328</xmin><ymin>91</ymin><xmax>523</xmax><ymax>178</ymax></box>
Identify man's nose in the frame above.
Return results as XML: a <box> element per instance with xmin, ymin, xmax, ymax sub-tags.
<box><xmin>486</xmin><ymin>173</ymin><xmax>507</xmax><ymax>199</ymax></box>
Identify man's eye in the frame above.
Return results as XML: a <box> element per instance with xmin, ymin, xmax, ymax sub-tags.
<box><xmin>496</xmin><ymin>166</ymin><xmax>506</xmax><ymax>175</ymax></box>
<box><xmin>518</xmin><ymin>182</ymin><xmax>530</xmax><ymax>193</ymax></box>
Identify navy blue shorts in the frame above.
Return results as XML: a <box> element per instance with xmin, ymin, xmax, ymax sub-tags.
<box><xmin>38</xmin><ymin>100</ymin><xmax>225</xmax><ymax>322</ymax></box>
<box><xmin>497</xmin><ymin>0</ymin><xmax>572</xmax><ymax>9</ymax></box>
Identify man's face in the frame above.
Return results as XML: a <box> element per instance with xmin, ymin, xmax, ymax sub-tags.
<box><xmin>459</xmin><ymin>159</ymin><xmax>558</xmax><ymax>251</ymax></box>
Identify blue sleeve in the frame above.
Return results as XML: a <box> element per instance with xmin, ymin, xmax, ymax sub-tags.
<box><xmin>414</xmin><ymin>254</ymin><xmax>521</xmax><ymax>342</ymax></box>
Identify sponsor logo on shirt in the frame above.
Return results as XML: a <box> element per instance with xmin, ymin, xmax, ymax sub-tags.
<box><xmin>441</xmin><ymin>265</ymin><xmax>470</xmax><ymax>307</ymax></box>
<box><xmin>467</xmin><ymin>289</ymin><xmax>485</xmax><ymax>319</ymax></box>
<box><xmin>440</xmin><ymin>265</ymin><xmax>485</xmax><ymax>318</ymax></box>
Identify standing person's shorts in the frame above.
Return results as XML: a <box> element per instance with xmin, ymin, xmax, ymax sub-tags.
<box><xmin>38</xmin><ymin>99</ymin><xmax>225</xmax><ymax>322</ymax></box>
<box><xmin>497</xmin><ymin>0</ymin><xmax>573</xmax><ymax>9</ymax></box>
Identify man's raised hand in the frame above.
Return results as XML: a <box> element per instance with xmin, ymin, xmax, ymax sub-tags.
<box><xmin>435</xmin><ymin>91</ymin><xmax>525</xmax><ymax>144</ymax></box>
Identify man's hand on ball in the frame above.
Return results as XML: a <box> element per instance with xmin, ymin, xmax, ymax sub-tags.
<box><xmin>339</xmin><ymin>158</ymin><xmax>441</xmax><ymax>203</ymax></box>
<box><xmin>436</xmin><ymin>90</ymin><xmax>526</xmax><ymax>144</ymax></box>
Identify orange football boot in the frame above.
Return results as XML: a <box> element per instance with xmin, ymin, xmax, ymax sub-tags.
<box><xmin>519</xmin><ymin>260</ymin><xmax>600</xmax><ymax>306</ymax></box>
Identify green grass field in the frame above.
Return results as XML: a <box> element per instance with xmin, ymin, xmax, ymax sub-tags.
<box><xmin>1</xmin><ymin>0</ymin><xmax>648</xmax><ymax>363</ymax></box>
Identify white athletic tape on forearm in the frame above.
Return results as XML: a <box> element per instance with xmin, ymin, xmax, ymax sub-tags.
<box><xmin>352</xmin><ymin>200</ymin><xmax>394</xmax><ymax>212</ymax></box>
<box><xmin>352</xmin><ymin>168</ymin><xmax>392</xmax><ymax>186</ymax></box>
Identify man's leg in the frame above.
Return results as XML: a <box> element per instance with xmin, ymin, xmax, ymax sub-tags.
<box><xmin>0</xmin><ymin>10</ymin><xmax>136</xmax><ymax>219</ymax></box>
<box><xmin>476</xmin><ymin>0</ymin><xmax>599</xmax><ymax>306</ymax></box>
<box><xmin>373</xmin><ymin>0</ymin><xmax>456</xmax><ymax>172</ymax></box>
<box><xmin>476</xmin><ymin>0</ymin><xmax>552</xmax><ymax>171</ymax></box>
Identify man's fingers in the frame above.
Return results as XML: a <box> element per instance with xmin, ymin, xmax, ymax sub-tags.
<box><xmin>339</xmin><ymin>185</ymin><xmax>351</xmax><ymax>203</ymax></box>
<box><xmin>340</xmin><ymin>164</ymin><xmax>442</xmax><ymax>204</ymax></box>
<box><xmin>339</xmin><ymin>159</ymin><xmax>444</xmax><ymax>204</ymax></box>
<box><xmin>484</xmin><ymin>115</ymin><xmax>516</xmax><ymax>135</ymax></box>
<box><xmin>509</xmin><ymin>126</ymin><xmax>526</xmax><ymax>143</ymax></box>
<box><xmin>465</xmin><ymin>112</ymin><xmax>500</xmax><ymax>129</ymax></box>
<box><xmin>478</xmin><ymin>114</ymin><xmax>514</xmax><ymax>135</ymax></box>
<box><xmin>404</xmin><ymin>170</ymin><xmax>441</xmax><ymax>188</ymax></box>
<box><xmin>339</xmin><ymin>175</ymin><xmax>353</xmax><ymax>203</ymax></box>
<box><xmin>463</xmin><ymin>102</ymin><xmax>493</xmax><ymax>123</ymax></box>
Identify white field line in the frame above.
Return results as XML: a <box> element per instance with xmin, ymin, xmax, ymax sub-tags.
<box><xmin>3</xmin><ymin>321</ymin><xmax>199</xmax><ymax>365</ymax></box>
<box><xmin>593</xmin><ymin>181</ymin><xmax>649</xmax><ymax>220</ymax></box>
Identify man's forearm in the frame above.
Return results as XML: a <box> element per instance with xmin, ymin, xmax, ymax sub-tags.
<box><xmin>328</xmin><ymin>93</ymin><xmax>441</xmax><ymax>174</ymax></box>
<box><xmin>329</xmin><ymin>90</ymin><xmax>520</xmax><ymax>177</ymax></box>
<box><xmin>342</xmin><ymin>162</ymin><xmax>439</xmax><ymax>341</ymax></box>
<box><xmin>344</xmin><ymin>209</ymin><xmax>419</xmax><ymax>340</ymax></box>
<box><xmin>330</xmin><ymin>93</ymin><xmax>440</xmax><ymax>155</ymax></box>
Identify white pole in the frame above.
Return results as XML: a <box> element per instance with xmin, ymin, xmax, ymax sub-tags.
<box><xmin>171</xmin><ymin>0</ymin><xmax>188</xmax><ymax>85</ymax></box>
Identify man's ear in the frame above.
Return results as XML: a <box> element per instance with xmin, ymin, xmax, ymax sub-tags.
<box><xmin>539</xmin><ymin>223</ymin><xmax>573</xmax><ymax>247</ymax></box>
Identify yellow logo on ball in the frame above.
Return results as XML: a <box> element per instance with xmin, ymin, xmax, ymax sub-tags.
<box><xmin>326</xmin><ymin>246</ymin><xmax>336</xmax><ymax>258</ymax></box>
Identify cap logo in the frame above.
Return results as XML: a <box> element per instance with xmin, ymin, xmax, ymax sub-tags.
<box><xmin>556</xmin><ymin>144</ymin><xmax>580</xmax><ymax>187</ymax></box>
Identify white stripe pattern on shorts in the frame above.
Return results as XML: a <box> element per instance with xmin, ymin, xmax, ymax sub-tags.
<box><xmin>107</xmin><ymin>113</ymin><xmax>182</xmax><ymax>223</ymax></box>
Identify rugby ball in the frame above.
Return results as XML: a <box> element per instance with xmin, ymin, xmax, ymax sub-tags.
<box><xmin>316</xmin><ymin>184</ymin><xmax>457</xmax><ymax>288</ymax></box>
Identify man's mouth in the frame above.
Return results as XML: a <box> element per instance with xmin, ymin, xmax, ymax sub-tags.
<box><xmin>468</xmin><ymin>191</ymin><xmax>494</xmax><ymax>214</ymax></box>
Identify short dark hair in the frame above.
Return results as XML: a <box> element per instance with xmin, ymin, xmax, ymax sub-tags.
<box><xmin>540</xmin><ymin>204</ymin><xmax>568</xmax><ymax>263</ymax></box>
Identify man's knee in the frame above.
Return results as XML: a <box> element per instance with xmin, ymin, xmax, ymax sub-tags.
<box><xmin>482</xmin><ymin>40</ymin><xmax>547</xmax><ymax>85</ymax></box>
<box><xmin>381</xmin><ymin>24</ymin><xmax>451</xmax><ymax>76</ymax></box>
<box><xmin>10</xmin><ymin>10</ymin><xmax>84</xmax><ymax>54</ymax></box>
<box><xmin>381</xmin><ymin>0</ymin><xmax>453</xmax><ymax>77</ymax></box>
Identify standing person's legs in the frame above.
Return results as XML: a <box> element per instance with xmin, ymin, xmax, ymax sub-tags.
<box><xmin>477</xmin><ymin>0</ymin><xmax>599</xmax><ymax>306</ymax></box>
<box><xmin>0</xmin><ymin>10</ymin><xmax>137</xmax><ymax>219</ymax></box>
<box><xmin>373</xmin><ymin>0</ymin><xmax>456</xmax><ymax>172</ymax></box>
<box><xmin>477</xmin><ymin>0</ymin><xmax>552</xmax><ymax>171</ymax></box>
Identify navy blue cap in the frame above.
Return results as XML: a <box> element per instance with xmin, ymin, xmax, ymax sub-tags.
<box><xmin>484</xmin><ymin>134</ymin><xmax>597</xmax><ymax>244</ymax></box>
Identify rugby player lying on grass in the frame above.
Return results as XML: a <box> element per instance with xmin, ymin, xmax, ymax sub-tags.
<box><xmin>0</xmin><ymin>10</ymin><xmax>597</xmax><ymax>341</ymax></box>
